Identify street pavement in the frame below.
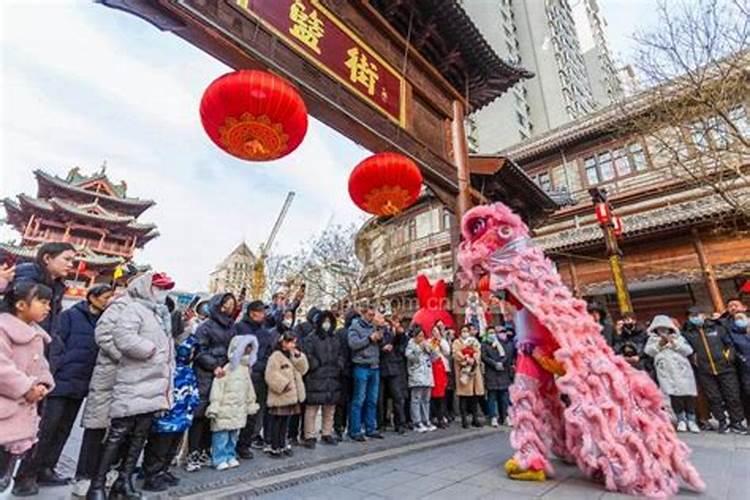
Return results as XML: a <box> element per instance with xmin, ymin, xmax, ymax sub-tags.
<box><xmin>6</xmin><ymin>423</ymin><xmax>748</xmax><ymax>499</ymax></box>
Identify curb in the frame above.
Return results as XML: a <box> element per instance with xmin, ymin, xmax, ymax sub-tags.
<box><xmin>172</xmin><ymin>427</ymin><xmax>498</xmax><ymax>499</ymax></box>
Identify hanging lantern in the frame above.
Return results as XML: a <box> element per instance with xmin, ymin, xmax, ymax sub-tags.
<box><xmin>200</xmin><ymin>70</ymin><xmax>308</xmax><ymax>161</ymax></box>
<box><xmin>594</xmin><ymin>202</ymin><xmax>611</xmax><ymax>225</ymax></box>
<box><xmin>612</xmin><ymin>215</ymin><xmax>624</xmax><ymax>237</ymax></box>
<box><xmin>348</xmin><ymin>152</ymin><xmax>423</xmax><ymax>216</ymax></box>
<box><xmin>76</xmin><ymin>261</ymin><xmax>87</xmax><ymax>275</ymax></box>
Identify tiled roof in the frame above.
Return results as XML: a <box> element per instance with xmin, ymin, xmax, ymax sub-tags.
<box><xmin>534</xmin><ymin>193</ymin><xmax>734</xmax><ymax>251</ymax></box>
<box><xmin>35</xmin><ymin>170</ymin><xmax>154</xmax><ymax>209</ymax></box>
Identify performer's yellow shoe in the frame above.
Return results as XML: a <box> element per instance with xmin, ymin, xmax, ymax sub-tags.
<box><xmin>504</xmin><ymin>458</ymin><xmax>546</xmax><ymax>482</ymax></box>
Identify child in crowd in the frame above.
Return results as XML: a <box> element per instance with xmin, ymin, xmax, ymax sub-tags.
<box><xmin>206</xmin><ymin>334</ymin><xmax>260</xmax><ymax>470</ymax></box>
<box><xmin>645</xmin><ymin>315</ymin><xmax>700</xmax><ymax>433</ymax></box>
<box><xmin>0</xmin><ymin>282</ymin><xmax>55</xmax><ymax>493</ymax></box>
<box><xmin>265</xmin><ymin>332</ymin><xmax>309</xmax><ymax>458</ymax></box>
<box><xmin>406</xmin><ymin>326</ymin><xmax>436</xmax><ymax>433</ymax></box>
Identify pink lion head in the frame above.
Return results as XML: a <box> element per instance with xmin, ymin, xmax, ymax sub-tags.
<box><xmin>457</xmin><ymin>203</ymin><xmax>529</xmax><ymax>287</ymax></box>
<box><xmin>411</xmin><ymin>274</ymin><xmax>455</xmax><ymax>337</ymax></box>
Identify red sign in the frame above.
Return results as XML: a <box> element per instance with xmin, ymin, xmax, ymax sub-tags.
<box><xmin>230</xmin><ymin>0</ymin><xmax>406</xmax><ymax>127</ymax></box>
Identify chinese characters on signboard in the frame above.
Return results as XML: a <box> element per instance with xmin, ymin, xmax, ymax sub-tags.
<box><xmin>232</xmin><ymin>0</ymin><xmax>405</xmax><ymax>127</ymax></box>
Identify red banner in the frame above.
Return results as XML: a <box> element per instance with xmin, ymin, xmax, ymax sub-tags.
<box><xmin>230</xmin><ymin>0</ymin><xmax>406</xmax><ymax>127</ymax></box>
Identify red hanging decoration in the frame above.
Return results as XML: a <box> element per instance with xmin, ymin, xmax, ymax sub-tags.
<box><xmin>76</xmin><ymin>261</ymin><xmax>87</xmax><ymax>274</ymax></box>
<box><xmin>348</xmin><ymin>152</ymin><xmax>423</xmax><ymax>216</ymax></box>
<box><xmin>200</xmin><ymin>70</ymin><xmax>308</xmax><ymax>161</ymax></box>
<box><xmin>594</xmin><ymin>202</ymin><xmax>611</xmax><ymax>225</ymax></box>
<box><xmin>612</xmin><ymin>215</ymin><xmax>624</xmax><ymax>237</ymax></box>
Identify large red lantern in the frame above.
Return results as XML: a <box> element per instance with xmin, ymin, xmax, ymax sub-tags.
<box><xmin>594</xmin><ymin>202</ymin><xmax>612</xmax><ymax>225</ymax></box>
<box><xmin>348</xmin><ymin>152</ymin><xmax>423</xmax><ymax>216</ymax></box>
<box><xmin>200</xmin><ymin>70</ymin><xmax>308</xmax><ymax>161</ymax></box>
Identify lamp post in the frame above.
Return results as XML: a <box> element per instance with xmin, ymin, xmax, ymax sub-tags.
<box><xmin>589</xmin><ymin>187</ymin><xmax>633</xmax><ymax>315</ymax></box>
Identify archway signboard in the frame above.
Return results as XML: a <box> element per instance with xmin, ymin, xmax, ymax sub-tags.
<box><xmin>100</xmin><ymin>0</ymin><xmax>531</xmax><ymax>219</ymax></box>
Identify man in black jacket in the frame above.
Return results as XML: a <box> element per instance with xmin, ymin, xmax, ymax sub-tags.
<box><xmin>613</xmin><ymin>312</ymin><xmax>651</xmax><ymax>375</ymax></box>
<box><xmin>334</xmin><ymin>310</ymin><xmax>358</xmax><ymax>439</ymax></box>
<box><xmin>378</xmin><ymin>317</ymin><xmax>408</xmax><ymax>433</ymax></box>
<box><xmin>235</xmin><ymin>300</ymin><xmax>278</xmax><ymax>454</ymax></box>
<box><xmin>683</xmin><ymin>307</ymin><xmax>747</xmax><ymax>434</ymax></box>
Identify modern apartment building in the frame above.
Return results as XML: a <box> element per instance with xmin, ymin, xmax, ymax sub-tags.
<box><xmin>463</xmin><ymin>0</ymin><xmax>623</xmax><ymax>152</ymax></box>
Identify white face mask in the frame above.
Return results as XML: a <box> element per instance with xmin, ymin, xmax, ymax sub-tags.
<box><xmin>282</xmin><ymin>319</ymin><xmax>293</xmax><ymax>328</ymax></box>
<box><xmin>153</xmin><ymin>289</ymin><xmax>169</xmax><ymax>304</ymax></box>
<box><xmin>322</xmin><ymin>321</ymin><xmax>332</xmax><ymax>331</ymax></box>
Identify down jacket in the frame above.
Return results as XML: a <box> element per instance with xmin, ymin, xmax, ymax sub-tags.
<box><xmin>0</xmin><ymin>313</ymin><xmax>54</xmax><ymax>445</ymax></box>
<box><xmin>49</xmin><ymin>301</ymin><xmax>101</xmax><ymax>399</ymax></box>
<box><xmin>302</xmin><ymin>311</ymin><xmax>343</xmax><ymax>406</ymax></box>
<box><xmin>108</xmin><ymin>273</ymin><xmax>175</xmax><ymax>419</ymax></box>
<box><xmin>194</xmin><ymin>293</ymin><xmax>236</xmax><ymax>416</ymax></box>
<box><xmin>481</xmin><ymin>337</ymin><xmax>515</xmax><ymax>391</ymax></box>
<box><xmin>152</xmin><ymin>332</ymin><xmax>200</xmax><ymax>434</ymax></box>
<box><xmin>452</xmin><ymin>337</ymin><xmax>485</xmax><ymax>397</ymax></box>
<box><xmin>265</xmin><ymin>349</ymin><xmax>309</xmax><ymax>408</ymax></box>
<box><xmin>206</xmin><ymin>335</ymin><xmax>260</xmax><ymax>431</ymax></box>
<box><xmin>82</xmin><ymin>291</ymin><xmax>132</xmax><ymax>429</ymax></box>
<box><xmin>644</xmin><ymin>315</ymin><xmax>697</xmax><ymax>396</ymax></box>
<box><xmin>405</xmin><ymin>338</ymin><xmax>434</xmax><ymax>388</ymax></box>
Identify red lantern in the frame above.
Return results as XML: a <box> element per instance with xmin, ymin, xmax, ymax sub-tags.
<box><xmin>76</xmin><ymin>261</ymin><xmax>87</xmax><ymax>274</ymax></box>
<box><xmin>348</xmin><ymin>152</ymin><xmax>423</xmax><ymax>216</ymax></box>
<box><xmin>200</xmin><ymin>70</ymin><xmax>308</xmax><ymax>161</ymax></box>
<box><xmin>612</xmin><ymin>215</ymin><xmax>624</xmax><ymax>237</ymax></box>
<box><xmin>594</xmin><ymin>202</ymin><xmax>611</xmax><ymax>225</ymax></box>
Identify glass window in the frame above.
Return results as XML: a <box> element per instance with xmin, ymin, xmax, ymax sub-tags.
<box><xmin>708</xmin><ymin>116</ymin><xmax>730</xmax><ymax>149</ymax></box>
<box><xmin>584</xmin><ymin>156</ymin><xmax>599</xmax><ymax>185</ymax></box>
<box><xmin>690</xmin><ymin>121</ymin><xmax>709</xmax><ymax>151</ymax></box>
<box><xmin>629</xmin><ymin>143</ymin><xmax>647</xmax><ymax>171</ymax></box>
<box><xmin>408</xmin><ymin>219</ymin><xmax>417</xmax><ymax>240</ymax></box>
<box><xmin>537</xmin><ymin>172</ymin><xmax>552</xmax><ymax>191</ymax></box>
<box><xmin>614</xmin><ymin>147</ymin><xmax>630</xmax><ymax>176</ymax></box>
<box><xmin>441</xmin><ymin>208</ymin><xmax>451</xmax><ymax>231</ymax></box>
<box><xmin>729</xmin><ymin>105</ymin><xmax>749</xmax><ymax>138</ymax></box>
<box><xmin>598</xmin><ymin>151</ymin><xmax>614</xmax><ymax>180</ymax></box>
<box><xmin>415</xmin><ymin>211</ymin><xmax>432</xmax><ymax>239</ymax></box>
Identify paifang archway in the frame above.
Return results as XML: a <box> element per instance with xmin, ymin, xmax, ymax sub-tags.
<box><xmin>99</xmin><ymin>0</ymin><xmax>531</xmax><ymax>220</ymax></box>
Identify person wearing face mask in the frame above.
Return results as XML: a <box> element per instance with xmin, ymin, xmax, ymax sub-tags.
<box><xmin>481</xmin><ymin>326</ymin><xmax>515</xmax><ymax>427</ymax></box>
<box><xmin>85</xmin><ymin>272</ymin><xmax>176</xmax><ymax>500</ymax></box>
<box><xmin>453</xmin><ymin>325</ymin><xmax>485</xmax><ymax>428</ymax></box>
<box><xmin>187</xmin><ymin>293</ymin><xmax>238</xmax><ymax>471</ymax></box>
<box><xmin>644</xmin><ymin>315</ymin><xmax>700</xmax><ymax>433</ymax></box>
<box><xmin>728</xmin><ymin>312</ymin><xmax>750</xmax><ymax>422</ymax></box>
<box><xmin>301</xmin><ymin>311</ymin><xmax>343</xmax><ymax>447</ymax></box>
<box><xmin>613</xmin><ymin>312</ymin><xmax>651</xmax><ymax>375</ymax></box>
<box><xmin>234</xmin><ymin>300</ymin><xmax>278</xmax><ymax>455</ymax></box>
<box><xmin>12</xmin><ymin>285</ymin><xmax>113</xmax><ymax>495</ymax></box>
<box><xmin>682</xmin><ymin>306</ymin><xmax>747</xmax><ymax>434</ymax></box>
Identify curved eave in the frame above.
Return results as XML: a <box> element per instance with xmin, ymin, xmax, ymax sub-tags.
<box><xmin>35</xmin><ymin>170</ymin><xmax>155</xmax><ymax>215</ymax></box>
<box><xmin>50</xmin><ymin>199</ymin><xmax>135</xmax><ymax>225</ymax></box>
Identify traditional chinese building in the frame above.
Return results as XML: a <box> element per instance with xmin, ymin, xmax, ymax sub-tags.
<box><xmin>499</xmin><ymin>75</ymin><xmax>749</xmax><ymax>321</ymax></box>
<box><xmin>208</xmin><ymin>242</ymin><xmax>256</xmax><ymax>299</ymax></box>
<box><xmin>1</xmin><ymin>167</ymin><xmax>158</xmax><ymax>295</ymax></box>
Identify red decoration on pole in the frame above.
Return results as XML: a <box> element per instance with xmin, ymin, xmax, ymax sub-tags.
<box><xmin>612</xmin><ymin>215</ymin><xmax>624</xmax><ymax>237</ymax></box>
<box><xmin>77</xmin><ymin>261</ymin><xmax>87</xmax><ymax>274</ymax></box>
<box><xmin>348</xmin><ymin>152</ymin><xmax>423</xmax><ymax>216</ymax></box>
<box><xmin>200</xmin><ymin>70</ymin><xmax>308</xmax><ymax>161</ymax></box>
<box><xmin>594</xmin><ymin>203</ymin><xmax>611</xmax><ymax>225</ymax></box>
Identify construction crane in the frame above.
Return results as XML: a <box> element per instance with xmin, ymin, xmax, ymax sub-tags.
<box><xmin>251</xmin><ymin>191</ymin><xmax>295</xmax><ymax>299</ymax></box>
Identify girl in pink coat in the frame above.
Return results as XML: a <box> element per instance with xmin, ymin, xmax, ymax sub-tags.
<box><xmin>0</xmin><ymin>281</ymin><xmax>55</xmax><ymax>493</ymax></box>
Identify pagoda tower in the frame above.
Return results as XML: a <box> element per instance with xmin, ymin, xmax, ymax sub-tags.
<box><xmin>1</xmin><ymin>165</ymin><xmax>158</xmax><ymax>294</ymax></box>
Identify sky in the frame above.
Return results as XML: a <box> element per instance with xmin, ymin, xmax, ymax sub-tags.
<box><xmin>0</xmin><ymin>0</ymin><xmax>660</xmax><ymax>291</ymax></box>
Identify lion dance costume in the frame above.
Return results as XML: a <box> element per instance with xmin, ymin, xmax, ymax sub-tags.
<box><xmin>456</xmin><ymin>203</ymin><xmax>705</xmax><ymax>498</ymax></box>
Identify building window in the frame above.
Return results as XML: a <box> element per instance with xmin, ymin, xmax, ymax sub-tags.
<box><xmin>533</xmin><ymin>171</ymin><xmax>552</xmax><ymax>191</ymax></box>
<box><xmin>628</xmin><ymin>142</ymin><xmax>647</xmax><ymax>171</ymax></box>
<box><xmin>598</xmin><ymin>151</ymin><xmax>614</xmax><ymax>181</ymax></box>
<box><xmin>407</xmin><ymin>219</ymin><xmax>417</xmax><ymax>240</ymax></box>
<box><xmin>613</xmin><ymin>147</ymin><xmax>630</xmax><ymax>176</ymax></box>
<box><xmin>441</xmin><ymin>208</ymin><xmax>451</xmax><ymax>231</ymax></box>
<box><xmin>729</xmin><ymin>105</ymin><xmax>749</xmax><ymax>138</ymax></box>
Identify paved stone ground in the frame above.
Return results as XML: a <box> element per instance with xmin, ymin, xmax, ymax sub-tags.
<box><xmin>4</xmin><ymin>426</ymin><xmax>748</xmax><ymax>499</ymax></box>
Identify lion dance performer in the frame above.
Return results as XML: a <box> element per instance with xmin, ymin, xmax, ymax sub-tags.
<box><xmin>456</xmin><ymin>202</ymin><xmax>705</xmax><ymax>498</ymax></box>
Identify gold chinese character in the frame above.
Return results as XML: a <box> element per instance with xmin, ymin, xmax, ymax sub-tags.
<box><xmin>345</xmin><ymin>47</ymin><xmax>379</xmax><ymax>96</ymax></box>
<box><xmin>289</xmin><ymin>0</ymin><xmax>325</xmax><ymax>55</ymax></box>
